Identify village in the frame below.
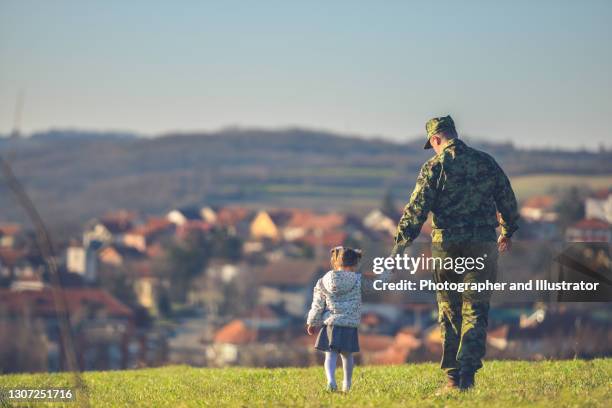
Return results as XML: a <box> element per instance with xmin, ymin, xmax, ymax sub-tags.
<box><xmin>0</xmin><ymin>188</ymin><xmax>611</xmax><ymax>373</ymax></box>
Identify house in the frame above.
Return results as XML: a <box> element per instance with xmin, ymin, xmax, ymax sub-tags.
<box><xmin>187</xmin><ymin>273</ymin><xmax>225</xmax><ymax>316</ymax></box>
<box><xmin>208</xmin><ymin>306</ymin><xmax>292</xmax><ymax>366</ymax></box>
<box><xmin>0</xmin><ymin>287</ymin><xmax>134</xmax><ymax>371</ymax></box>
<box><xmin>520</xmin><ymin>195</ymin><xmax>559</xmax><ymax>222</ymax></box>
<box><xmin>9</xmin><ymin>274</ymin><xmax>46</xmax><ymax>291</ymax></box>
<box><xmin>0</xmin><ymin>248</ymin><xmax>45</xmax><ymax>283</ymax></box>
<box><xmin>0</xmin><ymin>223</ymin><xmax>22</xmax><ymax>248</ymax></box>
<box><xmin>166</xmin><ymin>207</ymin><xmax>203</xmax><ymax>226</ymax></box>
<box><xmin>585</xmin><ymin>190</ymin><xmax>612</xmax><ymax>223</ymax></box>
<box><xmin>516</xmin><ymin>196</ymin><xmax>559</xmax><ymax>240</ymax></box>
<box><xmin>360</xmin><ymin>330</ymin><xmax>424</xmax><ymax>365</ymax></box>
<box><xmin>200</xmin><ymin>206</ymin><xmax>218</xmax><ymax>224</ymax></box>
<box><xmin>83</xmin><ymin>215</ymin><xmax>134</xmax><ymax>247</ymax></box>
<box><xmin>175</xmin><ymin>220</ymin><xmax>213</xmax><ymax>240</ymax></box>
<box><xmin>97</xmin><ymin>244</ymin><xmax>146</xmax><ymax>267</ymax></box>
<box><xmin>66</xmin><ymin>242</ymin><xmax>98</xmax><ymax>282</ymax></box>
<box><xmin>205</xmin><ymin>261</ymin><xmax>244</xmax><ymax>283</ymax></box>
<box><xmin>186</xmin><ymin>261</ymin><xmax>247</xmax><ymax>314</ymax></box>
<box><xmin>0</xmin><ymin>247</ymin><xmax>26</xmax><ymax>280</ymax></box>
<box><xmin>255</xmin><ymin>259</ymin><xmax>324</xmax><ymax>318</ymax></box>
<box><xmin>282</xmin><ymin>210</ymin><xmax>347</xmax><ymax>241</ymax></box>
<box><xmin>363</xmin><ymin>209</ymin><xmax>397</xmax><ymax>237</ymax></box>
<box><xmin>250</xmin><ymin>210</ymin><xmax>293</xmax><ymax>241</ymax></box>
<box><xmin>123</xmin><ymin>218</ymin><xmax>175</xmax><ymax>251</ymax></box>
<box><xmin>565</xmin><ymin>219</ymin><xmax>611</xmax><ymax>242</ymax></box>
<box><xmin>132</xmin><ymin>261</ymin><xmax>159</xmax><ymax>311</ymax></box>
<box><xmin>215</xmin><ymin>207</ymin><xmax>253</xmax><ymax>236</ymax></box>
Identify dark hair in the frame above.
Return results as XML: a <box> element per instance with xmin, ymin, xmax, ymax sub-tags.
<box><xmin>330</xmin><ymin>246</ymin><xmax>362</xmax><ymax>267</ymax></box>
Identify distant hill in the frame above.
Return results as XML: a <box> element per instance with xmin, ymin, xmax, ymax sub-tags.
<box><xmin>0</xmin><ymin>128</ymin><xmax>610</xmax><ymax>232</ymax></box>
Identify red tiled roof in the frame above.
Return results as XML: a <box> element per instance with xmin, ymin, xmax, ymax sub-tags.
<box><xmin>146</xmin><ymin>242</ymin><xmax>165</xmax><ymax>258</ymax></box>
<box><xmin>103</xmin><ymin>210</ymin><xmax>139</xmax><ymax>222</ymax></box>
<box><xmin>0</xmin><ymin>223</ymin><xmax>22</xmax><ymax>236</ymax></box>
<box><xmin>591</xmin><ymin>189</ymin><xmax>611</xmax><ymax>199</ymax></box>
<box><xmin>522</xmin><ymin>195</ymin><xmax>557</xmax><ymax>209</ymax></box>
<box><xmin>176</xmin><ymin>220</ymin><xmax>213</xmax><ymax>239</ymax></box>
<box><xmin>214</xmin><ymin>319</ymin><xmax>257</xmax><ymax>344</ymax></box>
<box><xmin>299</xmin><ymin>230</ymin><xmax>348</xmax><ymax>248</ymax></box>
<box><xmin>488</xmin><ymin>324</ymin><xmax>509</xmax><ymax>340</ymax></box>
<box><xmin>0</xmin><ymin>288</ymin><xmax>133</xmax><ymax>318</ymax></box>
<box><xmin>216</xmin><ymin>207</ymin><xmax>252</xmax><ymax>227</ymax></box>
<box><xmin>0</xmin><ymin>248</ymin><xmax>26</xmax><ymax>267</ymax></box>
<box><xmin>394</xmin><ymin>330</ymin><xmax>422</xmax><ymax>349</ymax></box>
<box><xmin>131</xmin><ymin>260</ymin><xmax>155</xmax><ymax>278</ymax></box>
<box><xmin>287</xmin><ymin>210</ymin><xmax>347</xmax><ymax>231</ymax></box>
<box><xmin>370</xmin><ymin>344</ymin><xmax>412</xmax><ymax>365</ymax></box>
<box><xmin>127</xmin><ymin>217</ymin><xmax>174</xmax><ymax>237</ymax></box>
<box><xmin>569</xmin><ymin>219</ymin><xmax>610</xmax><ymax>230</ymax></box>
<box><xmin>359</xmin><ymin>334</ymin><xmax>394</xmax><ymax>352</ymax></box>
<box><xmin>255</xmin><ymin>259</ymin><xmax>323</xmax><ymax>286</ymax></box>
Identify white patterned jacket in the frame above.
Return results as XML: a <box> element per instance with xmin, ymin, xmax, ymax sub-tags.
<box><xmin>306</xmin><ymin>269</ymin><xmax>393</xmax><ymax>328</ymax></box>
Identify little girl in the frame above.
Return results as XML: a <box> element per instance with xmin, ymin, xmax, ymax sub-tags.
<box><xmin>306</xmin><ymin>246</ymin><xmax>392</xmax><ymax>392</ymax></box>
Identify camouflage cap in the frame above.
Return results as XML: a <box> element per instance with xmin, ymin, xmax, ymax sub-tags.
<box><xmin>424</xmin><ymin>115</ymin><xmax>455</xmax><ymax>149</ymax></box>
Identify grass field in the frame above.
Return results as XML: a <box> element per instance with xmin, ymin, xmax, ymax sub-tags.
<box><xmin>250</xmin><ymin>170</ymin><xmax>612</xmax><ymax>205</ymax></box>
<box><xmin>1</xmin><ymin>359</ymin><xmax>611</xmax><ymax>407</ymax></box>
<box><xmin>510</xmin><ymin>174</ymin><xmax>612</xmax><ymax>199</ymax></box>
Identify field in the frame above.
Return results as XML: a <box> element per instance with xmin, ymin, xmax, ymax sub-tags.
<box><xmin>2</xmin><ymin>129</ymin><xmax>610</xmax><ymax>228</ymax></box>
<box><xmin>1</xmin><ymin>359</ymin><xmax>610</xmax><ymax>407</ymax></box>
<box><xmin>510</xmin><ymin>174</ymin><xmax>612</xmax><ymax>199</ymax></box>
<box><xmin>253</xmin><ymin>173</ymin><xmax>612</xmax><ymax>214</ymax></box>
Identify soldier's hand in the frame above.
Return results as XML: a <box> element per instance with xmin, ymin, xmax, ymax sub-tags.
<box><xmin>306</xmin><ymin>325</ymin><xmax>318</xmax><ymax>336</ymax></box>
<box><xmin>497</xmin><ymin>236</ymin><xmax>512</xmax><ymax>253</ymax></box>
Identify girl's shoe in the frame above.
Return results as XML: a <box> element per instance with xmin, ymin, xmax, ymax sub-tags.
<box><xmin>326</xmin><ymin>383</ymin><xmax>338</xmax><ymax>392</ymax></box>
<box><xmin>342</xmin><ymin>383</ymin><xmax>351</xmax><ymax>393</ymax></box>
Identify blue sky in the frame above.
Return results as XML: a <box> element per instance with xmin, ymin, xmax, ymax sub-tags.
<box><xmin>1</xmin><ymin>0</ymin><xmax>611</xmax><ymax>148</ymax></box>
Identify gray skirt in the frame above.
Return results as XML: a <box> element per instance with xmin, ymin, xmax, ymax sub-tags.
<box><xmin>314</xmin><ymin>325</ymin><xmax>360</xmax><ymax>353</ymax></box>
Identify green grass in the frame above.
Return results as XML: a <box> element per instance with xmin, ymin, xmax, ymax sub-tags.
<box><xmin>250</xmin><ymin>173</ymin><xmax>612</xmax><ymax>207</ymax></box>
<box><xmin>1</xmin><ymin>359</ymin><xmax>611</xmax><ymax>407</ymax></box>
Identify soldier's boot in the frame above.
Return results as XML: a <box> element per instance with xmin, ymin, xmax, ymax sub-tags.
<box><xmin>436</xmin><ymin>370</ymin><xmax>460</xmax><ymax>395</ymax></box>
<box><xmin>459</xmin><ymin>371</ymin><xmax>475</xmax><ymax>391</ymax></box>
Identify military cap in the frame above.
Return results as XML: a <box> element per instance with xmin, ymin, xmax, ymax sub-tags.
<box><xmin>424</xmin><ymin>115</ymin><xmax>455</xmax><ymax>149</ymax></box>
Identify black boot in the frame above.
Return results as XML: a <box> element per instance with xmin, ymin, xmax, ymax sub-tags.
<box><xmin>459</xmin><ymin>371</ymin><xmax>475</xmax><ymax>390</ymax></box>
<box><xmin>447</xmin><ymin>370</ymin><xmax>460</xmax><ymax>387</ymax></box>
<box><xmin>437</xmin><ymin>370</ymin><xmax>460</xmax><ymax>395</ymax></box>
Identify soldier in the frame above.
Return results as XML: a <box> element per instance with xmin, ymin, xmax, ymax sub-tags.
<box><xmin>392</xmin><ymin>115</ymin><xmax>519</xmax><ymax>391</ymax></box>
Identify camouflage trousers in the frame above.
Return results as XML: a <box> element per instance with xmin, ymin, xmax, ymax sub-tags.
<box><xmin>431</xmin><ymin>241</ymin><xmax>498</xmax><ymax>375</ymax></box>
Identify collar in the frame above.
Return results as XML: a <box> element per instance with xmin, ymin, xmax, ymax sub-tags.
<box><xmin>441</xmin><ymin>138</ymin><xmax>464</xmax><ymax>153</ymax></box>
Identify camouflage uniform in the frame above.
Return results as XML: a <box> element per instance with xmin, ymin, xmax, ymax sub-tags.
<box><xmin>394</xmin><ymin>116</ymin><xmax>519</xmax><ymax>378</ymax></box>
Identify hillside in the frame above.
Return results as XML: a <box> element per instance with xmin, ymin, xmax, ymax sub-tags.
<box><xmin>0</xmin><ymin>360</ymin><xmax>610</xmax><ymax>407</ymax></box>
<box><xmin>0</xmin><ymin>128</ymin><xmax>610</xmax><ymax>231</ymax></box>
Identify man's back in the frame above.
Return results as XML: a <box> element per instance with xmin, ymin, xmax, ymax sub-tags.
<box><xmin>395</xmin><ymin>138</ymin><xmax>519</xmax><ymax>244</ymax></box>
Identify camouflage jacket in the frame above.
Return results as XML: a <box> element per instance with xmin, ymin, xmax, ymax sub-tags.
<box><xmin>395</xmin><ymin>138</ymin><xmax>519</xmax><ymax>245</ymax></box>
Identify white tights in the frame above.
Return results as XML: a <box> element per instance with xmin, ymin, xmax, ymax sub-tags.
<box><xmin>324</xmin><ymin>351</ymin><xmax>354</xmax><ymax>391</ymax></box>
